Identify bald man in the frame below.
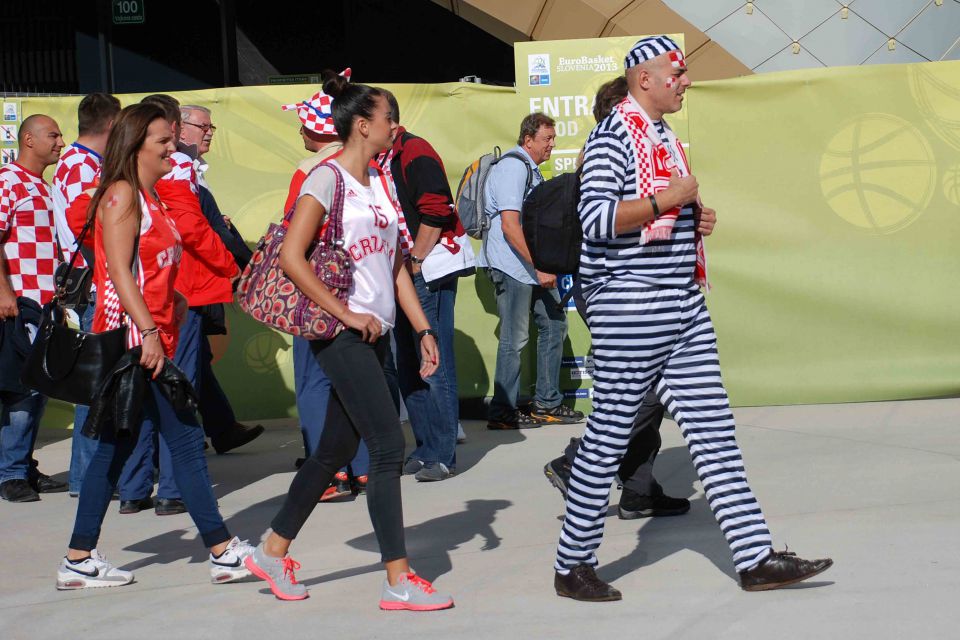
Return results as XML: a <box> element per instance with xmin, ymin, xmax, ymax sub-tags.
<box><xmin>552</xmin><ymin>37</ymin><xmax>832</xmax><ymax>600</ymax></box>
<box><xmin>0</xmin><ymin>114</ymin><xmax>68</xmax><ymax>502</ymax></box>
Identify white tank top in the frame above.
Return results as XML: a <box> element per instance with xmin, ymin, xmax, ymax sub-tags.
<box><xmin>300</xmin><ymin>159</ymin><xmax>400</xmax><ymax>333</ymax></box>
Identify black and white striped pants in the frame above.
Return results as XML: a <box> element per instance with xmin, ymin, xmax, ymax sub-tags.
<box><xmin>555</xmin><ymin>284</ymin><xmax>773</xmax><ymax>573</ymax></box>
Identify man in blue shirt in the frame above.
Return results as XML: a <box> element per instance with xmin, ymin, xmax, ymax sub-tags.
<box><xmin>479</xmin><ymin>113</ymin><xmax>584</xmax><ymax>429</ymax></box>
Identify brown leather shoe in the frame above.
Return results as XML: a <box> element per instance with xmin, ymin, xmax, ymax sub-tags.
<box><xmin>555</xmin><ymin>564</ymin><xmax>622</xmax><ymax>602</ymax></box>
<box><xmin>739</xmin><ymin>549</ymin><xmax>833</xmax><ymax>591</ymax></box>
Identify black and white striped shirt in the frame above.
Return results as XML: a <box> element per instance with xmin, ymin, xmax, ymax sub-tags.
<box><xmin>578</xmin><ymin>112</ymin><xmax>698</xmax><ymax>296</ymax></box>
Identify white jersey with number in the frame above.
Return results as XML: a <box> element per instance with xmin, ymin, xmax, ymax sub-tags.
<box><xmin>299</xmin><ymin>159</ymin><xmax>399</xmax><ymax>333</ymax></box>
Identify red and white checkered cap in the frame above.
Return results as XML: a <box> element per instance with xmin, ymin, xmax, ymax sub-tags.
<box><xmin>281</xmin><ymin>67</ymin><xmax>351</xmax><ymax>136</ymax></box>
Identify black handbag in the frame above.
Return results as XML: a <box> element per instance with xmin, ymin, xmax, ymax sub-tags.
<box><xmin>21</xmin><ymin>216</ymin><xmax>138</xmax><ymax>405</ymax></box>
<box><xmin>53</xmin><ymin>220</ymin><xmax>95</xmax><ymax>309</ymax></box>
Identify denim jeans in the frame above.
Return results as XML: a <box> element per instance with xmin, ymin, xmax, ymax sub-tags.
<box><xmin>487</xmin><ymin>268</ymin><xmax>567</xmax><ymax>420</ymax></box>
<box><xmin>0</xmin><ymin>391</ymin><xmax>47</xmax><ymax>483</ymax></box>
<box><xmin>69</xmin><ymin>298</ymin><xmax>100</xmax><ymax>494</ymax></box>
<box><xmin>71</xmin><ymin>383</ymin><xmax>230</xmax><ymax>550</ymax></box>
<box><xmin>293</xmin><ymin>336</ymin><xmax>369</xmax><ymax>477</ymax></box>
<box><xmin>394</xmin><ymin>273</ymin><xmax>458</xmax><ymax>467</ymax></box>
<box><xmin>117</xmin><ymin>311</ymin><xmax>213</xmax><ymax>501</ymax></box>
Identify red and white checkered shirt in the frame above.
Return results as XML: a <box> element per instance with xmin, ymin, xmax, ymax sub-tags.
<box><xmin>0</xmin><ymin>162</ymin><xmax>59</xmax><ymax>305</ymax></box>
<box><xmin>53</xmin><ymin>143</ymin><xmax>100</xmax><ymax>265</ymax></box>
<box><xmin>160</xmin><ymin>151</ymin><xmax>199</xmax><ymax>194</ymax></box>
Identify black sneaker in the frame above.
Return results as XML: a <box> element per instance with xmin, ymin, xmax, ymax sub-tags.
<box><xmin>543</xmin><ymin>455</ymin><xmax>571</xmax><ymax>497</ymax></box>
<box><xmin>487</xmin><ymin>411</ymin><xmax>541</xmax><ymax>430</ymax></box>
<box><xmin>617</xmin><ymin>486</ymin><xmax>691</xmax><ymax>519</ymax></box>
<box><xmin>30</xmin><ymin>472</ymin><xmax>68</xmax><ymax>493</ymax></box>
<box><xmin>0</xmin><ymin>479</ymin><xmax>40</xmax><ymax>502</ymax></box>
<box><xmin>530</xmin><ymin>402</ymin><xmax>585</xmax><ymax>425</ymax></box>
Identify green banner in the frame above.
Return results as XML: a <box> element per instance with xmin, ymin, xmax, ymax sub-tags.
<box><xmin>16</xmin><ymin>57</ymin><xmax>960</xmax><ymax>427</ymax></box>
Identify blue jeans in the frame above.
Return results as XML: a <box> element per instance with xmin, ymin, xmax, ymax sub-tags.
<box><xmin>117</xmin><ymin>311</ymin><xmax>212</xmax><ymax>501</ymax></box>
<box><xmin>293</xmin><ymin>336</ymin><xmax>369</xmax><ymax>477</ymax></box>
<box><xmin>487</xmin><ymin>268</ymin><xmax>566</xmax><ymax>420</ymax></box>
<box><xmin>394</xmin><ymin>273</ymin><xmax>458</xmax><ymax>467</ymax></box>
<box><xmin>69</xmin><ymin>299</ymin><xmax>100</xmax><ymax>494</ymax></box>
<box><xmin>71</xmin><ymin>383</ymin><xmax>230</xmax><ymax>550</ymax></box>
<box><xmin>0</xmin><ymin>391</ymin><xmax>47</xmax><ymax>483</ymax></box>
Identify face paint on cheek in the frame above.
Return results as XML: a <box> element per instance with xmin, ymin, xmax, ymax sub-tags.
<box><xmin>665</xmin><ymin>77</ymin><xmax>677</xmax><ymax>89</ymax></box>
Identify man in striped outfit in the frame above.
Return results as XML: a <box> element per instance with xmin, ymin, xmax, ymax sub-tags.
<box><xmin>553</xmin><ymin>36</ymin><xmax>832</xmax><ymax>601</ymax></box>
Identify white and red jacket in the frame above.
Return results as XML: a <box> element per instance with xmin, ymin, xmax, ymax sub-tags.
<box><xmin>157</xmin><ymin>150</ymin><xmax>237</xmax><ymax>306</ymax></box>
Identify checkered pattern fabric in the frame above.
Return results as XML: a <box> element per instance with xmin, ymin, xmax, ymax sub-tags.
<box><xmin>624</xmin><ymin>35</ymin><xmax>681</xmax><ymax>69</ymax></box>
<box><xmin>98</xmin><ymin>194</ymin><xmax>153</xmax><ymax>349</ymax></box>
<box><xmin>376</xmin><ymin>148</ymin><xmax>415</xmax><ymax>256</ymax></box>
<box><xmin>160</xmin><ymin>151</ymin><xmax>199</xmax><ymax>194</ymax></box>
<box><xmin>614</xmin><ymin>95</ymin><xmax>707</xmax><ymax>287</ymax></box>
<box><xmin>280</xmin><ymin>67</ymin><xmax>352</xmax><ymax>136</ymax></box>
<box><xmin>282</xmin><ymin>91</ymin><xmax>337</xmax><ymax>136</ymax></box>
<box><xmin>53</xmin><ymin>143</ymin><xmax>100</xmax><ymax>265</ymax></box>
<box><xmin>0</xmin><ymin>163</ymin><xmax>58</xmax><ymax>305</ymax></box>
<box><xmin>376</xmin><ymin>146</ymin><xmax>459</xmax><ymax>259</ymax></box>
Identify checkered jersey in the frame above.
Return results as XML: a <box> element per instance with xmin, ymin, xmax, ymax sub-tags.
<box><xmin>160</xmin><ymin>151</ymin><xmax>198</xmax><ymax>195</ymax></box>
<box><xmin>0</xmin><ymin>163</ymin><xmax>58</xmax><ymax>305</ymax></box>
<box><xmin>52</xmin><ymin>143</ymin><xmax>101</xmax><ymax>265</ymax></box>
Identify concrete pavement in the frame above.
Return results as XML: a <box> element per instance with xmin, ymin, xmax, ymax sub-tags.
<box><xmin>1</xmin><ymin>399</ymin><xmax>958</xmax><ymax>639</ymax></box>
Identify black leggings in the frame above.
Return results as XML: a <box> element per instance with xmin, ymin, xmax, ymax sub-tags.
<box><xmin>270</xmin><ymin>330</ymin><xmax>407</xmax><ymax>562</ymax></box>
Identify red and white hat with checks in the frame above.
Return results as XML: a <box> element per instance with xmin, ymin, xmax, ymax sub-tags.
<box><xmin>281</xmin><ymin>67</ymin><xmax>352</xmax><ymax>136</ymax></box>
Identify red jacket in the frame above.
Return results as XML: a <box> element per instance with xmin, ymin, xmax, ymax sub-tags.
<box><xmin>156</xmin><ymin>172</ymin><xmax>237</xmax><ymax>306</ymax></box>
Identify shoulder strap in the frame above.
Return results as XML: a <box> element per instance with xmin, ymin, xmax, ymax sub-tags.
<box><xmin>499</xmin><ymin>151</ymin><xmax>534</xmax><ymax>195</ymax></box>
<box><xmin>318</xmin><ymin>161</ymin><xmax>346</xmax><ymax>245</ymax></box>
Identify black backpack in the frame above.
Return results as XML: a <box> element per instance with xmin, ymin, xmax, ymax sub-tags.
<box><xmin>521</xmin><ymin>167</ymin><xmax>582</xmax><ymax>275</ymax></box>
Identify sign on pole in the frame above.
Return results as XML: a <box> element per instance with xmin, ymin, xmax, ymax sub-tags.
<box><xmin>112</xmin><ymin>0</ymin><xmax>145</xmax><ymax>25</ymax></box>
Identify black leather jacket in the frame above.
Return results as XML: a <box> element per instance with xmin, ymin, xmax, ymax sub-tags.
<box><xmin>82</xmin><ymin>347</ymin><xmax>199</xmax><ymax>440</ymax></box>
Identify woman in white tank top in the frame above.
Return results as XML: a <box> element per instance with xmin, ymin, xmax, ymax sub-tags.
<box><xmin>244</xmin><ymin>82</ymin><xmax>453</xmax><ymax>611</ymax></box>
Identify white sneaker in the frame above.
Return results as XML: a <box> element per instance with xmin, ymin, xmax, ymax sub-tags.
<box><xmin>57</xmin><ymin>549</ymin><xmax>134</xmax><ymax>590</ymax></box>
<box><xmin>456</xmin><ymin>422</ymin><xmax>467</xmax><ymax>444</ymax></box>
<box><xmin>210</xmin><ymin>536</ymin><xmax>255</xmax><ymax>584</ymax></box>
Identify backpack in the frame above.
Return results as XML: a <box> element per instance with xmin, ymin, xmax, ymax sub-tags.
<box><xmin>521</xmin><ymin>167</ymin><xmax>583</xmax><ymax>275</ymax></box>
<box><xmin>455</xmin><ymin>147</ymin><xmax>531</xmax><ymax>239</ymax></box>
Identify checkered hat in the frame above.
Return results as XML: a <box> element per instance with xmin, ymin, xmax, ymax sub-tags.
<box><xmin>281</xmin><ymin>67</ymin><xmax>352</xmax><ymax>136</ymax></box>
<box><xmin>624</xmin><ymin>36</ymin><xmax>683</xmax><ymax>69</ymax></box>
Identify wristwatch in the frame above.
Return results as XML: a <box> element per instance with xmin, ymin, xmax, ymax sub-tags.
<box><xmin>417</xmin><ymin>328</ymin><xmax>438</xmax><ymax>340</ymax></box>
<box><xmin>409</xmin><ymin>255</ymin><xmax>425</xmax><ymax>265</ymax></box>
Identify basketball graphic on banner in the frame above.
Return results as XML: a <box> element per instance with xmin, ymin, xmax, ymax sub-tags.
<box><xmin>944</xmin><ymin>163</ymin><xmax>960</xmax><ymax>206</ymax></box>
<box><xmin>819</xmin><ymin>114</ymin><xmax>936</xmax><ymax>234</ymax></box>
<box><xmin>244</xmin><ymin>331</ymin><xmax>290</xmax><ymax>374</ymax></box>
<box><xmin>909</xmin><ymin>66</ymin><xmax>960</xmax><ymax>152</ymax></box>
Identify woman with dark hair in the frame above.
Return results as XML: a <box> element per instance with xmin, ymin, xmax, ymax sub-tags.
<box><xmin>56</xmin><ymin>103</ymin><xmax>254</xmax><ymax>590</ymax></box>
<box><xmin>245</xmin><ymin>81</ymin><xmax>454</xmax><ymax>611</ymax></box>
<box><xmin>282</xmin><ymin>68</ymin><xmax>374</xmax><ymax>500</ymax></box>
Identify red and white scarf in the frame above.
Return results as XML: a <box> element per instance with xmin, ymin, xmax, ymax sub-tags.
<box><xmin>376</xmin><ymin>147</ymin><xmax>459</xmax><ymax>258</ymax></box>
<box><xmin>615</xmin><ymin>95</ymin><xmax>708</xmax><ymax>288</ymax></box>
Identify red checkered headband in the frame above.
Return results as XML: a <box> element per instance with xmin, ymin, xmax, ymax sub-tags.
<box><xmin>281</xmin><ymin>67</ymin><xmax>352</xmax><ymax>136</ymax></box>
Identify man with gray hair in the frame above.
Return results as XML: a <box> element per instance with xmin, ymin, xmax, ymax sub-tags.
<box><xmin>552</xmin><ymin>35</ymin><xmax>832</xmax><ymax>601</ymax></box>
<box><xmin>480</xmin><ymin>112</ymin><xmax>584</xmax><ymax>430</ymax></box>
<box><xmin>177</xmin><ymin>104</ymin><xmax>261</xmax><ymax>454</ymax></box>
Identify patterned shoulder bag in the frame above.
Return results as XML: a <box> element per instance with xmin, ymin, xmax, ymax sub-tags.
<box><xmin>236</xmin><ymin>162</ymin><xmax>352</xmax><ymax>339</ymax></box>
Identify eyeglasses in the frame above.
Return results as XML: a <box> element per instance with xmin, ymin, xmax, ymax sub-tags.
<box><xmin>183</xmin><ymin>121</ymin><xmax>217</xmax><ymax>133</ymax></box>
